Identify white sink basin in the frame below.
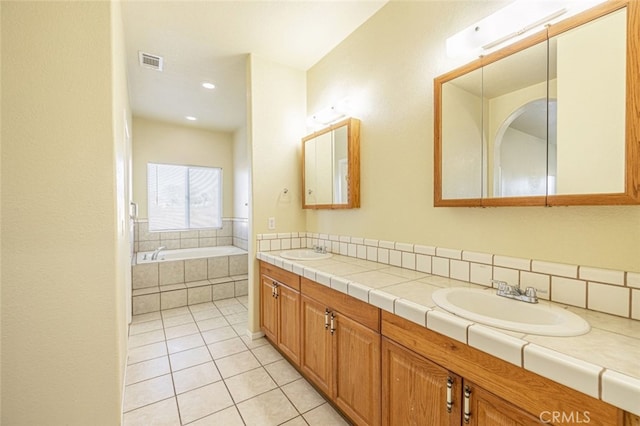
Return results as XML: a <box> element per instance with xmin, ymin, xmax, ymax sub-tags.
<box><xmin>280</xmin><ymin>249</ymin><xmax>333</xmax><ymax>261</ymax></box>
<box><xmin>432</xmin><ymin>287</ymin><xmax>590</xmax><ymax>336</ymax></box>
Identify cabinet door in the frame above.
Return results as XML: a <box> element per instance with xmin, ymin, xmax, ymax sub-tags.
<box><xmin>382</xmin><ymin>338</ymin><xmax>461</xmax><ymax>426</ymax></box>
<box><xmin>260</xmin><ymin>276</ymin><xmax>278</xmax><ymax>342</ymax></box>
<box><xmin>300</xmin><ymin>295</ymin><xmax>332</xmax><ymax>396</ymax></box>
<box><xmin>465</xmin><ymin>381</ymin><xmax>543</xmax><ymax>426</ymax></box>
<box><xmin>333</xmin><ymin>312</ymin><xmax>381</xmax><ymax>426</ymax></box>
<box><xmin>277</xmin><ymin>284</ymin><xmax>300</xmax><ymax>366</ymax></box>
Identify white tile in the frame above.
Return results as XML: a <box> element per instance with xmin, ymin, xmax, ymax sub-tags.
<box><xmin>520</xmin><ymin>271</ymin><xmax>550</xmax><ymax>300</ymax></box>
<box><xmin>225</xmin><ymin>367</ymin><xmax>278</xmax><ymax>403</ymax></box>
<box><xmin>493</xmin><ymin>255</ymin><xmax>530</xmax><ymax>271</ymax></box>
<box><xmin>467</xmin><ymin>325</ymin><xmax>525</xmax><ymax>366</ymax></box>
<box><xmin>379</xmin><ymin>240</ymin><xmax>395</xmax><ymax>249</ymax></box>
<box><xmin>177</xmin><ymin>381</ymin><xmax>234</xmax><ymax>424</ymax></box>
<box><xmin>189</xmin><ymin>406</ymin><xmax>245</xmax><ymax>426</ymax></box>
<box><xmin>207</xmin><ymin>337</ymin><xmax>248</xmax><ymax>359</ymax></box>
<box><xmin>215</xmin><ymin>351</ymin><xmax>260</xmax><ymax>379</ymax></box>
<box><xmin>347</xmin><ymin>281</ymin><xmax>370</xmax><ymax>303</ymax></box>
<box><xmin>173</xmin><ymin>362</ymin><xmax>222</xmax><ymax>394</ymax></box>
<box><xmin>264</xmin><ymin>359</ymin><xmax>302</xmax><ymax>386</ymax></box>
<box><xmin>236</xmin><ymin>388</ymin><xmax>298</xmax><ymax>425</ymax></box>
<box><xmin>304</xmin><ymin>403</ymin><xmax>349</xmax><ymax>426</ymax></box>
<box><xmin>523</xmin><ymin>344</ymin><xmax>602</xmax><ymax>398</ymax></box>
<box><xmin>628</xmin><ymin>272</ymin><xmax>640</xmax><ymax>289</ymax></box>
<box><xmin>435</xmin><ymin>247</ymin><xmax>462</xmax><ymax>260</ymax></box>
<box><xmin>123</xmin><ymin>397</ymin><xmax>180</xmax><ymax>426</ymax></box>
<box><xmin>348</xmin><ymin>243</ymin><xmax>357</xmax><ymax>257</ymax></box>
<box><xmin>602</xmin><ymin>369</ymin><xmax>640</xmax><ymax>416</ymax></box>
<box><xmin>169</xmin><ymin>346</ymin><xmax>212</xmax><ymax>371</ymax></box>
<box><xmin>492</xmin><ymin>267</ymin><xmax>519</xmax><ymax>286</ymax></box>
<box><xmin>364</xmin><ymin>239</ymin><xmax>379</xmax><ymax>247</ymax></box>
<box><xmin>432</xmin><ymin>257</ymin><xmax>449</xmax><ymax>277</ymax></box>
<box><xmin>315</xmin><ymin>271</ymin><xmax>332</xmax><ymax>287</ymax></box>
<box><xmin>415</xmin><ymin>245</ymin><xmax>436</xmax><ymax>255</ymax></box>
<box><xmin>369</xmin><ymin>290</ymin><xmax>397</xmax><ymax>312</ymax></box>
<box><xmin>389</xmin><ymin>250</ymin><xmax>402</xmax><ymax>267</ymax></box>
<box><xmin>125</xmin><ymin>356</ymin><xmax>171</xmax><ymax>385</ymax></box>
<box><xmin>251</xmin><ymin>343</ymin><xmax>284</xmax><ymax>365</ymax></box>
<box><xmin>339</xmin><ymin>242</ymin><xmax>348</xmax><ymax>255</ymax></box>
<box><xmin>351</xmin><ymin>236</ymin><xmax>364</xmax><ymax>244</ymax></box>
<box><xmin>462</xmin><ymin>251</ymin><xmax>492</xmax><ymax>264</ymax></box>
<box><xmin>357</xmin><ymin>245</ymin><xmax>367</xmax><ymax>259</ymax></box>
<box><xmin>587</xmin><ymin>283</ymin><xmax>630</xmax><ymax>317</ymax></box>
<box><xmin>339</xmin><ymin>235</ymin><xmax>350</xmax><ymax>243</ymax></box>
<box><xmin>401</xmin><ymin>252</ymin><xmax>416</xmax><ymax>270</ymax></box>
<box><xmin>303</xmin><ymin>267</ymin><xmax>317</xmax><ymax>282</ymax></box>
<box><xmin>330</xmin><ymin>276</ymin><xmax>349</xmax><ymax>294</ymax></box>
<box><xmin>579</xmin><ymin>266</ymin><xmax>625</xmax><ymax>286</ymax></box>
<box><xmin>366</xmin><ymin>246</ymin><xmax>378</xmax><ymax>262</ymax></box>
<box><xmin>426</xmin><ymin>310</ymin><xmax>471</xmax><ymax>343</ymax></box>
<box><xmin>469</xmin><ymin>263</ymin><xmax>492</xmax><ymax>287</ymax></box>
<box><xmin>395</xmin><ymin>242</ymin><xmax>414</xmax><ymax>252</ymax></box>
<box><xmin>551</xmin><ymin>276</ymin><xmax>586</xmax><ymax>308</ymax></box>
<box><xmin>123</xmin><ymin>374</ymin><xmax>175</xmax><ymax>412</ymax></box>
<box><xmin>531</xmin><ymin>260</ymin><xmax>578</xmax><ymax>278</ymax></box>
<box><xmin>281</xmin><ymin>378</ymin><xmax>326</xmax><ymax>413</ymax></box>
<box><xmin>377</xmin><ymin>248</ymin><xmax>389</xmax><ymax>264</ymax></box>
<box><xmin>292</xmin><ymin>264</ymin><xmax>304</xmax><ymax>276</ymax></box>
<box><xmin>633</xmin><ymin>289</ymin><xmax>640</xmax><ymax>320</ymax></box>
<box><xmin>416</xmin><ymin>254</ymin><xmax>432</xmax><ymax>273</ymax></box>
<box><xmin>450</xmin><ymin>260</ymin><xmax>469</xmax><ymax>282</ymax></box>
<box><xmin>394</xmin><ymin>299</ymin><xmax>429</xmax><ymax>326</ymax></box>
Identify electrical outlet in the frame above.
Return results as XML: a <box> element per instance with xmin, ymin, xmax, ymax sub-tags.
<box><xmin>268</xmin><ymin>217</ymin><xmax>276</xmax><ymax>230</ymax></box>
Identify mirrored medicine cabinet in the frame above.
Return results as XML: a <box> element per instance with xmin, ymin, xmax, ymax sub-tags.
<box><xmin>434</xmin><ymin>0</ymin><xmax>640</xmax><ymax>207</ymax></box>
<box><xmin>302</xmin><ymin>118</ymin><xmax>360</xmax><ymax>209</ymax></box>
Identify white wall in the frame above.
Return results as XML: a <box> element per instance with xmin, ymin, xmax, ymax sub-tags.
<box><xmin>131</xmin><ymin>116</ymin><xmax>234</xmax><ymax>219</ymax></box>
<box><xmin>306</xmin><ymin>1</ymin><xmax>640</xmax><ymax>272</ymax></box>
<box><xmin>1</xmin><ymin>2</ymin><xmax>128</xmax><ymax>423</ymax></box>
<box><xmin>248</xmin><ymin>54</ymin><xmax>306</xmax><ymax>333</ymax></box>
<box><xmin>233</xmin><ymin>125</ymin><xmax>249</xmax><ymax>219</ymax></box>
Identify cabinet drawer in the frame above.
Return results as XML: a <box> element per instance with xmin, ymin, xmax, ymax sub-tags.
<box><xmin>259</xmin><ymin>261</ymin><xmax>301</xmax><ymax>291</ymax></box>
<box><xmin>301</xmin><ymin>277</ymin><xmax>379</xmax><ymax>332</ymax></box>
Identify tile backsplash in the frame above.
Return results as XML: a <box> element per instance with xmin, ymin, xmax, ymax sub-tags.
<box><xmin>257</xmin><ymin>231</ymin><xmax>639</xmax><ymax>321</ymax></box>
<box><xmin>135</xmin><ymin>218</ymin><xmax>248</xmax><ymax>252</ymax></box>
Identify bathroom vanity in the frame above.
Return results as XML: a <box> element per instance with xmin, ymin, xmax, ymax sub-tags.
<box><xmin>259</xmin><ymin>254</ymin><xmax>640</xmax><ymax>426</ymax></box>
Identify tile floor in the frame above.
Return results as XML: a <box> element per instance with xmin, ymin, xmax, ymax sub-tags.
<box><xmin>123</xmin><ymin>296</ymin><xmax>350</xmax><ymax>425</ymax></box>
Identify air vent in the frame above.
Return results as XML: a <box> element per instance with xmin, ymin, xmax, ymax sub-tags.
<box><xmin>138</xmin><ymin>51</ymin><xmax>163</xmax><ymax>71</ymax></box>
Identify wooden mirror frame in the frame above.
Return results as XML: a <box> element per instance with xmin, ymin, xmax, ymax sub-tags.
<box><xmin>302</xmin><ymin>117</ymin><xmax>361</xmax><ymax>209</ymax></box>
<box><xmin>434</xmin><ymin>0</ymin><xmax>640</xmax><ymax>207</ymax></box>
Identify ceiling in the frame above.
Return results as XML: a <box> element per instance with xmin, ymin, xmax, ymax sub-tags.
<box><xmin>121</xmin><ymin>1</ymin><xmax>388</xmax><ymax>132</ymax></box>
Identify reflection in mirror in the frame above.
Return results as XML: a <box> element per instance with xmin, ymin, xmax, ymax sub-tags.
<box><xmin>441</xmin><ymin>68</ymin><xmax>483</xmax><ymax>200</ymax></box>
<box><xmin>483</xmin><ymin>40</ymin><xmax>548</xmax><ymax>199</ymax></box>
<box><xmin>494</xmin><ymin>99</ymin><xmax>556</xmax><ymax>197</ymax></box>
<box><xmin>302</xmin><ymin>118</ymin><xmax>360</xmax><ymax>209</ymax></box>
<box><xmin>550</xmin><ymin>8</ymin><xmax>626</xmax><ymax>196</ymax></box>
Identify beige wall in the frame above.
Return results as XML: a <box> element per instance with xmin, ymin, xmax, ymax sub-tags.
<box><xmin>248</xmin><ymin>54</ymin><xmax>307</xmax><ymax>332</ymax></box>
<box><xmin>307</xmin><ymin>1</ymin><xmax>640</xmax><ymax>273</ymax></box>
<box><xmin>131</xmin><ymin>116</ymin><xmax>234</xmax><ymax>219</ymax></box>
<box><xmin>1</xmin><ymin>2</ymin><xmax>128</xmax><ymax>424</ymax></box>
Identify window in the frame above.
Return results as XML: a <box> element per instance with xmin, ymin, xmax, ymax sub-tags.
<box><xmin>147</xmin><ymin>163</ymin><xmax>222</xmax><ymax>231</ymax></box>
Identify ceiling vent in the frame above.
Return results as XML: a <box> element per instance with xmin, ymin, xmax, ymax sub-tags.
<box><xmin>138</xmin><ymin>51</ymin><xmax>163</xmax><ymax>71</ymax></box>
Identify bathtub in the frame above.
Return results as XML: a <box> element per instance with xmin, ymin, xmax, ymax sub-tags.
<box><xmin>136</xmin><ymin>245</ymin><xmax>247</xmax><ymax>264</ymax></box>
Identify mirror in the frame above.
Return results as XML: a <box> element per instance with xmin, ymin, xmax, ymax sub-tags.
<box><xmin>435</xmin><ymin>1</ymin><xmax>640</xmax><ymax>207</ymax></box>
<box><xmin>302</xmin><ymin>118</ymin><xmax>360</xmax><ymax>209</ymax></box>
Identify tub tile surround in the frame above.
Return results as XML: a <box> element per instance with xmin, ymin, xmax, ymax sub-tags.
<box><xmin>257</xmin><ymin>232</ymin><xmax>640</xmax><ymax>415</ymax></box>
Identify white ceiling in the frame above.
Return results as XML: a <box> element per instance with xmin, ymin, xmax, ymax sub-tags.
<box><xmin>121</xmin><ymin>1</ymin><xmax>388</xmax><ymax>132</ymax></box>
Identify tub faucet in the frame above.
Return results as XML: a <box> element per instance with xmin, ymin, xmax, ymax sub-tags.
<box><xmin>151</xmin><ymin>246</ymin><xmax>166</xmax><ymax>260</ymax></box>
<box><xmin>493</xmin><ymin>280</ymin><xmax>539</xmax><ymax>304</ymax></box>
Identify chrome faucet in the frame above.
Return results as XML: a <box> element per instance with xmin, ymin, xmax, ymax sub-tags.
<box><xmin>492</xmin><ymin>280</ymin><xmax>539</xmax><ymax>304</ymax></box>
<box><xmin>312</xmin><ymin>245</ymin><xmax>327</xmax><ymax>254</ymax></box>
<box><xmin>150</xmin><ymin>246</ymin><xmax>166</xmax><ymax>260</ymax></box>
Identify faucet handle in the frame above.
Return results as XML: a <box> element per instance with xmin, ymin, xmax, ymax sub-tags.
<box><xmin>524</xmin><ymin>287</ymin><xmax>537</xmax><ymax>298</ymax></box>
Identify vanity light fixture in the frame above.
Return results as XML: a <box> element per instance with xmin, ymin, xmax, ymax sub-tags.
<box><xmin>446</xmin><ymin>0</ymin><xmax>607</xmax><ymax>58</ymax></box>
<box><xmin>202</xmin><ymin>82</ymin><xmax>216</xmax><ymax>90</ymax></box>
<box><xmin>185</xmin><ymin>116</ymin><xmax>197</xmax><ymax>121</ymax></box>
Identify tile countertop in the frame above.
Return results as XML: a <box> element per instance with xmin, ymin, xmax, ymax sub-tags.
<box><xmin>257</xmin><ymin>251</ymin><xmax>640</xmax><ymax>416</ymax></box>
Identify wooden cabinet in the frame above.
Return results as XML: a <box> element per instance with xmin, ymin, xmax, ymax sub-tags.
<box><xmin>382</xmin><ymin>338</ymin><xmax>461</xmax><ymax>426</ymax></box>
<box><xmin>301</xmin><ymin>278</ymin><xmax>381</xmax><ymax>426</ymax></box>
<box><xmin>383</xmin><ymin>337</ymin><xmax>542</xmax><ymax>425</ymax></box>
<box><xmin>259</xmin><ymin>262</ymin><xmax>301</xmax><ymax>365</ymax></box>
<box><xmin>381</xmin><ymin>311</ymin><xmax>621</xmax><ymax>426</ymax></box>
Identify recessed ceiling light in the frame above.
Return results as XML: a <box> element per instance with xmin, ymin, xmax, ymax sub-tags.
<box><xmin>202</xmin><ymin>82</ymin><xmax>216</xmax><ymax>90</ymax></box>
<box><xmin>185</xmin><ymin>116</ymin><xmax>197</xmax><ymax>121</ymax></box>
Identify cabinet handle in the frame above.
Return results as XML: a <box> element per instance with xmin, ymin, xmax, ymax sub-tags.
<box><xmin>324</xmin><ymin>309</ymin><xmax>330</xmax><ymax>329</ymax></box>
<box><xmin>446</xmin><ymin>376</ymin><xmax>453</xmax><ymax>413</ymax></box>
<box><xmin>463</xmin><ymin>385</ymin><xmax>471</xmax><ymax>424</ymax></box>
<box><xmin>274</xmin><ymin>284</ymin><xmax>279</xmax><ymax>299</ymax></box>
<box><xmin>330</xmin><ymin>313</ymin><xmax>336</xmax><ymax>335</ymax></box>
